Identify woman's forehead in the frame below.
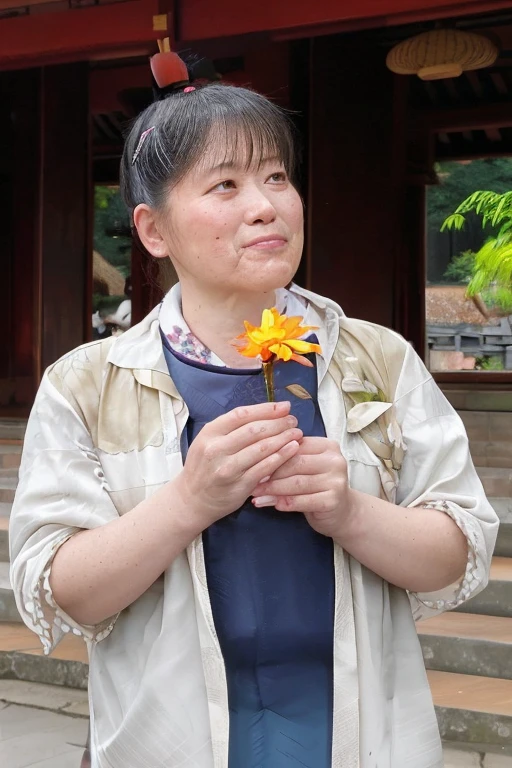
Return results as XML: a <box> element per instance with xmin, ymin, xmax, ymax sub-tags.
<box><xmin>193</xmin><ymin>122</ymin><xmax>285</xmax><ymax>177</ymax></box>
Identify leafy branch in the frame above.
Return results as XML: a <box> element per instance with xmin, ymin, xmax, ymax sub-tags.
<box><xmin>442</xmin><ymin>190</ymin><xmax>512</xmax><ymax>312</ymax></box>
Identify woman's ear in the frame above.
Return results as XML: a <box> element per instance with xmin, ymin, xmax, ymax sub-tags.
<box><xmin>133</xmin><ymin>204</ymin><xmax>168</xmax><ymax>259</ymax></box>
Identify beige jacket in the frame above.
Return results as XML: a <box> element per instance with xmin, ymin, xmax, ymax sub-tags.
<box><xmin>10</xmin><ymin>284</ymin><xmax>499</xmax><ymax>768</ymax></box>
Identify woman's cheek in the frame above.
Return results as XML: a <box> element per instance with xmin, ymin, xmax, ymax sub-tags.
<box><xmin>287</xmin><ymin>197</ymin><xmax>304</xmax><ymax>233</ymax></box>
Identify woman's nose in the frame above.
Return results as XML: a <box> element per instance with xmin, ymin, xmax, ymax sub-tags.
<box><xmin>243</xmin><ymin>188</ymin><xmax>277</xmax><ymax>226</ymax></box>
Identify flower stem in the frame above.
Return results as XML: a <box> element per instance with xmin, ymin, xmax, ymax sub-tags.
<box><xmin>262</xmin><ymin>360</ymin><xmax>275</xmax><ymax>402</ymax></box>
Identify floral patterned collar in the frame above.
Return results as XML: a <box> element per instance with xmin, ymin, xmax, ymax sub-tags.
<box><xmin>159</xmin><ymin>283</ymin><xmax>308</xmax><ymax>367</ymax></box>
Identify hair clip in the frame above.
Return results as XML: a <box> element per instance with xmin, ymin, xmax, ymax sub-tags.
<box><xmin>132</xmin><ymin>126</ymin><xmax>155</xmax><ymax>165</ymax></box>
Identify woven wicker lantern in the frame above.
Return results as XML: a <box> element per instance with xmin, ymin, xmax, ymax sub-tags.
<box><xmin>386</xmin><ymin>29</ymin><xmax>498</xmax><ymax>81</ymax></box>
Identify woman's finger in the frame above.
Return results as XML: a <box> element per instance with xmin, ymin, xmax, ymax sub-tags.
<box><xmin>206</xmin><ymin>401</ymin><xmax>291</xmax><ymax>437</ymax></box>
<box><xmin>261</xmin><ymin>453</ymin><xmax>327</xmax><ymax>482</ymax></box>
<box><xmin>245</xmin><ymin>439</ymin><xmax>302</xmax><ymax>487</ymax></box>
<box><xmin>234</xmin><ymin>427</ymin><xmax>303</xmax><ymax>475</ymax></box>
<box><xmin>273</xmin><ymin>491</ymin><xmax>336</xmax><ymax>514</ymax></box>
<box><xmin>253</xmin><ymin>474</ymin><xmax>326</xmax><ymax>502</ymax></box>
<box><xmin>292</xmin><ymin>436</ymin><xmax>332</xmax><ymax>454</ymax></box>
<box><xmin>222</xmin><ymin>414</ymin><xmax>301</xmax><ymax>454</ymax></box>
<box><xmin>261</xmin><ymin>443</ymin><xmax>347</xmax><ymax>484</ymax></box>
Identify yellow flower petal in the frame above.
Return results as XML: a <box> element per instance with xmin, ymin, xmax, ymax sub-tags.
<box><xmin>234</xmin><ymin>307</ymin><xmax>323</xmax><ymax>362</ymax></box>
<box><xmin>269</xmin><ymin>343</ymin><xmax>293</xmax><ymax>361</ymax></box>
<box><xmin>239</xmin><ymin>340</ymin><xmax>264</xmax><ymax>358</ymax></box>
<box><xmin>260</xmin><ymin>308</ymin><xmax>277</xmax><ymax>334</ymax></box>
<box><xmin>284</xmin><ymin>339</ymin><xmax>321</xmax><ymax>354</ymax></box>
<box><xmin>282</xmin><ymin>316</ymin><xmax>318</xmax><ymax>339</ymax></box>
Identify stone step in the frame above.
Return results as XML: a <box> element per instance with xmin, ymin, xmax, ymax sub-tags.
<box><xmin>459</xmin><ymin>411</ymin><xmax>512</xmax><ymax>470</ymax></box>
<box><xmin>0</xmin><ymin>419</ymin><xmax>26</xmax><ymax>442</ymax></box>
<box><xmin>457</xmin><ymin>557</ymin><xmax>512</xmax><ymax>619</ymax></box>
<box><xmin>419</xmin><ymin>612</ymin><xmax>512</xmax><ymax>679</ymax></box>
<box><xmin>459</xmin><ymin>409</ymin><xmax>512</xmax><ymax>428</ymax></box>
<box><xmin>0</xmin><ymin>560</ymin><xmax>20</xmax><ymax>622</ymax></box>
<box><xmin>0</xmin><ymin>622</ymin><xmax>88</xmax><ymax>690</ymax></box>
<box><xmin>477</xmin><ymin>467</ymin><xmax>512</xmax><ymax>498</ymax></box>
<box><xmin>473</xmin><ymin>446</ymin><xmax>512</xmax><ymax>470</ymax></box>
<box><xmin>447</xmin><ymin>391</ymin><xmax>512</xmax><ymax>413</ymax></box>
<box><xmin>0</xmin><ymin>443</ymin><xmax>22</xmax><ymax>470</ymax></box>
<box><xmin>494</xmin><ymin>498</ymin><xmax>512</xmax><ymax>558</ymax></box>
<box><xmin>0</xmin><ymin>468</ymin><xmax>17</xmax><ymax>504</ymax></box>
<box><xmin>429</xmin><ymin>669</ymin><xmax>512</xmax><ymax>750</ymax></box>
<box><xmin>0</xmin><ymin>512</ymin><xmax>9</xmax><ymax>562</ymax></box>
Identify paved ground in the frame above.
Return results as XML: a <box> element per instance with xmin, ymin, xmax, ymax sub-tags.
<box><xmin>1</xmin><ymin>696</ymin><xmax>511</xmax><ymax>767</ymax></box>
<box><xmin>444</xmin><ymin>749</ymin><xmax>512</xmax><ymax>767</ymax></box>
<box><xmin>0</xmin><ymin>702</ymin><xmax>88</xmax><ymax>768</ymax></box>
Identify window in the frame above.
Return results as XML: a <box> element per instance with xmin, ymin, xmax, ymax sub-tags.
<box><xmin>426</xmin><ymin>158</ymin><xmax>512</xmax><ymax>373</ymax></box>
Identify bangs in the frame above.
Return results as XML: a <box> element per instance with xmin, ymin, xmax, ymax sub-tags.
<box><xmin>197</xmin><ymin>107</ymin><xmax>297</xmax><ymax>179</ymax></box>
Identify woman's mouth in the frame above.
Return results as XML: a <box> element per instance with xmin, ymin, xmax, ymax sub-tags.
<box><xmin>243</xmin><ymin>235</ymin><xmax>288</xmax><ymax>250</ymax></box>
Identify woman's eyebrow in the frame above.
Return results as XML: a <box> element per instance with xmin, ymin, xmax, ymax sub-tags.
<box><xmin>203</xmin><ymin>161</ymin><xmax>239</xmax><ymax>176</ymax></box>
<box><xmin>201</xmin><ymin>156</ymin><xmax>282</xmax><ymax>177</ymax></box>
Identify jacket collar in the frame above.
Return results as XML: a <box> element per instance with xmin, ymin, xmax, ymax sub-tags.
<box><xmin>106</xmin><ymin>283</ymin><xmax>344</xmax><ymax>394</ymax></box>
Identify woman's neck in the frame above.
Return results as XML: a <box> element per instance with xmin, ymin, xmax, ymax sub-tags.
<box><xmin>180</xmin><ymin>283</ymin><xmax>278</xmax><ymax>369</ymax></box>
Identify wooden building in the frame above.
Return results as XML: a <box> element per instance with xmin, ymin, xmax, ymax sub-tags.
<box><xmin>2</xmin><ymin>0</ymin><xmax>512</xmax><ymax>414</ymax></box>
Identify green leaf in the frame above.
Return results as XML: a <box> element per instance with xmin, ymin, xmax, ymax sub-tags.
<box><xmin>441</xmin><ymin>213</ymin><xmax>466</xmax><ymax>232</ymax></box>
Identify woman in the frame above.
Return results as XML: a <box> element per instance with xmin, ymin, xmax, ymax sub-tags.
<box><xmin>10</xmin><ymin>68</ymin><xmax>498</xmax><ymax>768</ymax></box>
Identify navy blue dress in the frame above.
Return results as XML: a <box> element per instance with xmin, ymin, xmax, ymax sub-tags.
<box><xmin>163</xmin><ymin>339</ymin><xmax>335</xmax><ymax>768</ymax></box>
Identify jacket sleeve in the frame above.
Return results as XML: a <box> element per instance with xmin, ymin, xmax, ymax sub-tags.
<box><xmin>393</xmin><ymin>344</ymin><xmax>499</xmax><ymax>621</ymax></box>
<box><xmin>9</xmin><ymin>366</ymin><xmax>120</xmax><ymax>654</ymax></box>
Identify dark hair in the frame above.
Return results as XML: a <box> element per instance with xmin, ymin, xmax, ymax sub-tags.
<box><xmin>120</xmin><ymin>83</ymin><xmax>297</xmax><ymax>218</ymax></box>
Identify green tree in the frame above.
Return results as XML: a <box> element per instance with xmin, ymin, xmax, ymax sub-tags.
<box><xmin>429</xmin><ymin>158</ymin><xmax>512</xmax><ymax>231</ymax></box>
<box><xmin>443</xmin><ymin>249</ymin><xmax>475</xmax><ymax>284</ymax></box>
<box><xmin>442</xmin><ymin>189</ymin><xmax>512</xmax><ymax>312</ymax></box>
<box><xmin>93</xmin><ymin>186</ymin><xmax>132</xmax><ymax>275</ymax></box>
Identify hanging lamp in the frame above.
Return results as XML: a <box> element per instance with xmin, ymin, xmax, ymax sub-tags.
<box><xmin>386</xmin><ymin>28</ymin><xmax>498</xmax><ymax>81</ymax></box>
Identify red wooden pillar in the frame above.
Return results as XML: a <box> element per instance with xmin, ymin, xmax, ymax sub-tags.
<box><xmin>0</xmin><ymin>69</ymin><xmax>41</xmax><ymax>414</ymax></box>
<box><xmin>393</xmin><ymin>119</ymin><xmax>433</xmax><ymax>355</ymax></box>
<box><xmin>306</xmin><ymin>37</ymin><xmax>408</xmax><ymax>331</ymax></box>
<box><xmin>40</xmin><ymin>63</ymin><xmax>91</xmax><ymax>371</ymax></box>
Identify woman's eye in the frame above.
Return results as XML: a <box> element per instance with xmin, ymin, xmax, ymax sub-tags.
<box><xmin>212</xmin><ymin>180</ymin><xmax>236</xmax><ymax>192</ymax></box>
<box><xmin>267</xmin><ymin>172</ymin><xmax>287</xmax><ymax>184</ymax></box>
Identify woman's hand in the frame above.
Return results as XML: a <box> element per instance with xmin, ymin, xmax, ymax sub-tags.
<box><xmin>173</xmin><ymin>400</ymin><xmax>303</xmax><ymax>528</ymax></box>
<box><xmin>252</xmin><ymin>436</ymin><xmax>352</xmax><ymax>538</ymax></box>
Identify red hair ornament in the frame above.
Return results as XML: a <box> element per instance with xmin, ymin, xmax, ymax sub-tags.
<box><xmin>150</xmin><ymin>38</ymin><xmax>190</xmax><ymax>91</ymax></box>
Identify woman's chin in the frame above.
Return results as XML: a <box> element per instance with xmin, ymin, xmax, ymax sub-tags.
<box><xmin>246</xmin><ymin>263</ymin><xmax>299</xmax><ymax>293</ymax></box>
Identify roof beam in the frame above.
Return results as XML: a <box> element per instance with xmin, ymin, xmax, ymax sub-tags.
<box><xmin>179</xmin><ymin>0</ymin><xmax>512</xmax><ymax>42</ymax></box>
<box><xmin>0</xmin><ymin>0</ymin><xmax>158</xmax><ymax>69</ymax></box>
<box><xmin>418</xmin><ymin>101</ymin><xmax>512</xmax><ymax>133</ymax></box>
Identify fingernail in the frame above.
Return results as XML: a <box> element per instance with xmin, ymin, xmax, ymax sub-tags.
<box><xmin>285</xmin><ymin>440</ymin><xmax>299</xmax><ymax>450</ymax></box>
<box><xmin>252</xmin><ymin>496</ymin><xmax>277</xmax><ymax>507</ymax></box>
<box><xmin>259</xmin><ymin>476</ymin><xmax>271</xmax><ymax>484</ymax></box>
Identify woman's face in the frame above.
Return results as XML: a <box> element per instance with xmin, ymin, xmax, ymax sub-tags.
<box><xmin>142</xmin><ymin>142</ymin><xmax>304</xmax><ymax>297</ymax></box>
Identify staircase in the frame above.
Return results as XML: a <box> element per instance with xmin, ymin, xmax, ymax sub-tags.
<box><xmin>419</xmin><ymin>406</ymin><xmax>512</xmax><ymax>765</ymax></box>
<box><xmin>0</xmin><ymin>410</ymin><xmax>512</xmax><ymax>765</ymax></box>
<box><xmin>0</xmin><ymin>420</ymin><xmax>88</xmax><ymax>716</ymax></box>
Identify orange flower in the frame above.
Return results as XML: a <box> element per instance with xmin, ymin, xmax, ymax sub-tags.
<box><xmin>236</xmin><ymin>307</ymin><xmax>321</xmax><ymax>367</ymax></box>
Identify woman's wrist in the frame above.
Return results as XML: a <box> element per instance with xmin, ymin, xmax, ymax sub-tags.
<box><xmin>333</xmin><ymin>488</ymin><xmax>371</xmax><ymax>548</ymax></box>
<box><xmin>167</xmin><ymin>473</ymin><xmax>212</xmax><ymax>538</ymax></box>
